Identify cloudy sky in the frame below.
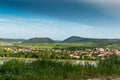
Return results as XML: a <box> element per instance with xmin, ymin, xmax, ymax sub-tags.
<box><xmin>0</xmin><ymin>0</ymin><xmax>120</xmax><ymax>40</ymax></box>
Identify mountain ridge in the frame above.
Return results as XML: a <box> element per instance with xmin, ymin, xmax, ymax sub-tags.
<box><xmin>23</xmin><ymin>37</ymin><xmax>55</xmax><ymax>43</ymax></box>
<box><xmin>0</xmin><ymin>36</ymin><xmax>120</xmax><ymax>43</ymax></box>
<box><xmin>63</xmin><ymin>36</ymin><xmax>120</xmax><ymax>42</ymax></box>
<box><xmin>0</xmin><ymin>38</ymin><xmax>25</xmax><ymax>42</ymax></box>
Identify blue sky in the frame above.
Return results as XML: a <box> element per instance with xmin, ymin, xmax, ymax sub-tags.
<box><xmin>0</xmin><ymin>0</ymin><xmax>120</xmax><ymax>40</ymax></box>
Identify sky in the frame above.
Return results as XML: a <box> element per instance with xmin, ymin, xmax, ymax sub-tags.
<box><xmin>0</xmin><ymin>0</ymin><xmax>120</xmax><ymax>40</ymax></box>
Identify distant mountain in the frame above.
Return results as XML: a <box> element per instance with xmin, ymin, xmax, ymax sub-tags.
<box><xmin>63</xmin><ymin>36</ymin><xmax>120</xmax><ymax>42</ymax></box>
<box><xmin>23</xmin><ymin>37</ymin><xmax>55</xmax><ymax>43</ymax></box>
<box><xmin>63</xmin><ymin>36</ymin><xmax>84</xmax><ymax>42</ymax></box>
<box><xmin>1</xmin><ymin>36</ymin><xmax>120</xmax><ymax>43</ymax></box>
<box><xmin>0</xmin><ymin>38</ymin><xmax>25</xmax><ymax>42</ymax></box>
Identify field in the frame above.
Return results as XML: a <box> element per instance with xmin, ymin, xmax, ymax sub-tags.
<box><xmin>17</xmin><ymin>42</ymin><xmax>95</xmax><ymax>48</ymax></box>
<box><xmin>0</xmin><ymin>55</ymin><xmax>120</xmax><ymax>80</ymax></box>
<box><xmin>17</xmin><ymin>41</ymin><xmax>120</xmax><ymax>49</ymax></box>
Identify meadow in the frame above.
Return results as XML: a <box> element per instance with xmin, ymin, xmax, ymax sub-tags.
<box><xmin>18</xmin><ymin>42</ymin><xmax>97</xmax><ymax>48</ymax></box>
<box><xmin>17</xmin><ymin>41</ymin><xmax>120</xmax><ymax>49</ymax></box>
<box><xmin>0</xmin><ymin>54</ymin><xmax>120</xmax><ymax>80</ymax></box>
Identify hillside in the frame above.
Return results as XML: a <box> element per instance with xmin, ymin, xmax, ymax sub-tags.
<box><xmin>63</xmin><ymin>36</ymin><xmax>84</xmax><ymax>42</ymax></box>
<box><xmin>63</xmin><ymin>36</ymin><xmax>96</xmax><ymax>42</ymax></box>
<box><xmin>63</xmin><ymin>36</ymin><xmax>120</xmax><ymax>43</ymax></box>
<box><xmin>0</xmin><ymin>36</ymin><xmax>120</xmax><ymax>44</ymax></box>
<box><xmin>23</xmin><ymin>37</ymin><xmax>55</xmax><ymax>43</ymax></box>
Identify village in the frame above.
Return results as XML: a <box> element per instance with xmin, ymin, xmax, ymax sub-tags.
<box><xmin>2</xmin><ymin>47</ymin><xmax>120</xmax><ymax>60</ymax></box>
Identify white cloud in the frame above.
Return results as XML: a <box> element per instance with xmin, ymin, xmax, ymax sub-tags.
<box><xmin>0</xmin><ymin>17</ymin><xmax>60</xmax><ymax>39</ymax></box>
<box><xmin>0</xmin><ymin>16</ymin><xmax>94</xmax><ymax>39</ymax></box>
<box><xmin>0</xmin><ymin>16</ymin><xmax>120</xmax><ymax>39</ymax></box>
<box><xmin>81</xmin><ymin>0</ymin><xmax>120</xmax><ymax>17</ymax></box>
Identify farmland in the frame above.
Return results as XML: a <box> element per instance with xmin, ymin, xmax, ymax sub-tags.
<box><xmin>0</xmin><ymin>55</ymin><xmax>120</xmax><ymax>80</ymax></box>
<box><xmin>18</xmin><ymin>42</ymin><xmax>95</xmax><ymax>48</ymax></box>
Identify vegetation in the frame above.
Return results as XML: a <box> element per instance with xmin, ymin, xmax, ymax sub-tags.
<box><xmin>0</xmin><ymin>38</ymin><xmax>25</xmax><ymax>43</ymax></box>
<box><xmin>0</xmin><ymin>54</ymin><xmax>120</xmax><ymax>80</ymax></box>
<box><xmin>18</xmin><ymin>42</ymin><xmax>96</xmax><ymax>49</ymax></box>
<box><xmin>63</xmin><ymin>36</ymin><xmax>120</xmax><ymax>43</ymax></box>
<box><xmin>1</xmin><ymin>36</ymin><xmax>120</xmax><ymax>79</ymax></box>
<box><xmin>23</xmin><ymin>37</ymin><xmax>55</xmax><ymax>43</ymax></box>
<box><xmin>18</xmin><ymin>41</ymin><xmax>120</xmax><ymax>49</ymax></box>
<box><xmin>0</xmin><ymin>41</ymin><xmax>120</xmax><ymax>60</ymax></box>
<box><xmin>0</xmin><ymin>48</ymin><xmax>71</xmax><ymax>59</ymax></box>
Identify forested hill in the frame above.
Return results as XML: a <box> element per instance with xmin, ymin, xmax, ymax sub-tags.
<box><xmin>23</xmin><ymin>37</ymin><xmax>55</xmax><ymax>43</ymax></box>
<box><xmin>63</xmin><ymin>36</ymin><xmax>120</xmax><ymax>43</ymax></box>
<box><xmin>1</xmin><ymin>36</ymin><xmax>120</xmax><ymax>43</ymax></box>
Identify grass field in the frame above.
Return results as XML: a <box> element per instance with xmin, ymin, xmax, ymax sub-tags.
<box><xmin>16</xmin><ymin>41</ymin><xmax>120</xmax><ymax>50</ymax></box>
<box><xmin>0</xmin><ymin>55</ymin><xmax>120</xmax><ymax>80</ymax></box>
<box><xmin>0</xmin><ymin>40</ymin><xmax>120</xmax><ymax>49</ymax></box>
<box><xmin>17</xmin><ymin>42</ymin><xmax>96</xmax><ymax>49</ymax></box>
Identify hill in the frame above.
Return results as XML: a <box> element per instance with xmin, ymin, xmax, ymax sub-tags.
<box><xmin>63</xmin><ymin>36</ymin><xmax>84</xmax><ymax>42</ymax></box>
<box><xmin>63</xmin><ymin>36</ymin><xmax>97</xmax><ymax>42</ymax></box>
<box><xmin>23</xmin><ymin>37</ymin><xmax>55</xmax><ymax>43</ymax></box>
<box><xmin>63</xmin><ymin>36</ymin><xmax>120</xmax><ymax>43</ymax></box>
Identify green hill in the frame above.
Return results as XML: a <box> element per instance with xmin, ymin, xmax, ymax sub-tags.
<box><xmin>63</xmin><ymin>36</ymin><xmax>120</xmax><ymax>43</ymax></box>
<box><xmin>23</xmin><ymin>37</ymin><xmax>55</xmax><ymax>43</ymax></box>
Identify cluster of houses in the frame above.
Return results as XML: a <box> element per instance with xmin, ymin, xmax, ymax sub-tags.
<box><xmin>3</xmin><ymin>47</ymin><xmax>120</xmax><ymax>60</ymax></box>
<box><xmin>69</xmin><ymin>48</ymin><xmax>120</xmax><ymax>59</ymax></box>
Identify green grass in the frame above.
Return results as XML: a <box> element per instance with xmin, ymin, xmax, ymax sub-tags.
<box><xmin>17</xmin><ymin>42</ymin><xmax>95</xmax><ymax>49</ymax></box>
<box><xmin>1</xmin><ymin>40</ymin><xmax>120</xmax><ymax>49</ymax></box>
<box><xmin>17</xmin><ymin>42</ymin><xmax>120</xmax><ymax>50</ymax></box>
<box><xmin>18</xmin><ymin>43</ymin><xmax>59</xmax><ymax>48</ymax></box>
<box><xmin>0</xmin><ymin>55</ymin><xmax>120</xmax><ymax>80</ymax></box>
<box><xmin>1</xmin><ymin>41</ymin><xmax>120</xmax><ymax>49</ymax></box>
